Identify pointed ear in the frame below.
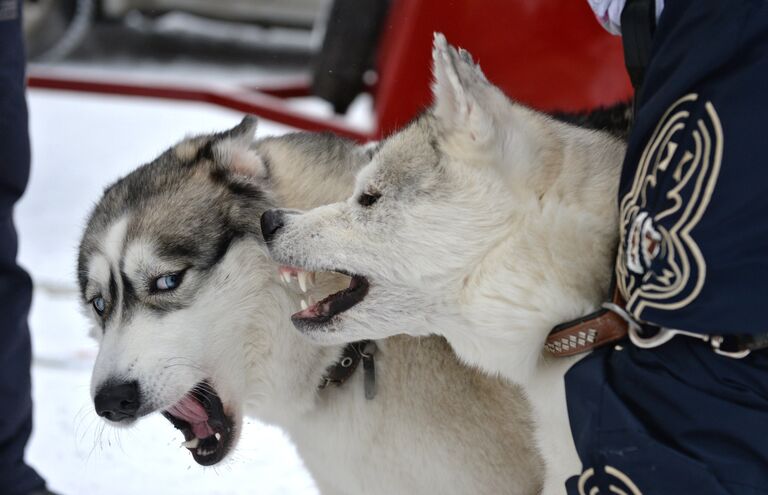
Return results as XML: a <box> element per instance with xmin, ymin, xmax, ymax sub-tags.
<box><xmin>211</xmin><ymin>116</ymin><xmax>268</xmax><ymax>180</ymax></box>
<box><xmin>430</xmin><ymin>33</ymin><xmax>494</xmax><ymax>141</ymax></box>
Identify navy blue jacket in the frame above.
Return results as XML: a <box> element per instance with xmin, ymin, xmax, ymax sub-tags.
<box><xmin>565</xmin><ymin>1</ymin><xmax>768</xmax><ymax>493</ymax></box>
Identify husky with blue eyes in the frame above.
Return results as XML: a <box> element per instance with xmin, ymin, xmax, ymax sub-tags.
<box><xmin>76</xmin><ymin>118</ymin><xmax>543</xmax><ymax>493</ymax></box>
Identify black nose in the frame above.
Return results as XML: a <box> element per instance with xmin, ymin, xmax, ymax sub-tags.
<box><xmin>94</xmin><ymin>380</ymin><xmax>141</xmax><ymax>422</ymax></box>
<box><xmin>260</xmin><ymin>209</ymin><xmax>285</xmax><ymax>244</ymax></box>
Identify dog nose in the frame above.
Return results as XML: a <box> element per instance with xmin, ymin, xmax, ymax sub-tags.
<box><xmin>261</xmin><ymin>209</ymin><xmax>285</xmax><ymax>243</ymax></box>
<box><xmin>94</xmin><ymin>380</ymin><xmax>141</xmax><ymax>422</ymax></box>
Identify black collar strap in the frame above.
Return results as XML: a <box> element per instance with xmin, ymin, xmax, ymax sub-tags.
<box><xmin>319</xmin><ymin>340</ymin><xmax>377</xmax><ymax>400</ymax></box>
<box><xmin>621</xmin><ymin>0</ymin><xmax>656</xmax><ymax>91</ymax></box>
<box><xmin>621</xmin><ymin>0</ymin><xmax>656</xmax><ymax>124</ymax></box>
<box><xmin>720</xmin><ymin>333</ymin><xmax>768</xmax><ymax>354</ymax></box>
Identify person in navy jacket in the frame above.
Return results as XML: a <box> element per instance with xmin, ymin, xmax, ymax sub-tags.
<box><xmin>566</xmin><ymin>1</ymin><xmax>768</xmax><ymax>493</ymax></box>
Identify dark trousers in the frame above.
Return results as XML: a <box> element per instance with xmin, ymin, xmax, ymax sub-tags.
<box><xmin>0</xmin><ymin>0</ymin><xmax>45</xmax><ymax>493</ymax></box>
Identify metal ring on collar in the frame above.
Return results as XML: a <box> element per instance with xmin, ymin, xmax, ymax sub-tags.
<box><xmin>711</xmin><ymin>336</ymin><xmax>751</xmax><ymax>359</ymax></box>
<box><xmin>603</xmin><ymin>302</ymin><xmax>750</xmax><ymax>358</ymax></box>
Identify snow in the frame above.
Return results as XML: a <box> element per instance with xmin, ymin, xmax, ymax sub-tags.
<box><xmin>17</xmin><ymin>89</ymin><xmax>320</xmax><ymax>495</ymax></box>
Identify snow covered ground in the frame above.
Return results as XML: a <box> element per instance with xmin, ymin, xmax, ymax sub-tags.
<box><xmin>17</xmin><ymin>89</ymin><xmax>321</xmax><ymax>495</ymax></box>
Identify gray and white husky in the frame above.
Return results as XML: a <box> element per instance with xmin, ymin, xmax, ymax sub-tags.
<box><xmin>262</xmin><ymin>35</ymin><xmax>627</xmax><ymax>494</ymax></box>
<box><xmin>77</xmin><ymin>118</ymin><xmax>543</xmax><ymax>494</ymax></box>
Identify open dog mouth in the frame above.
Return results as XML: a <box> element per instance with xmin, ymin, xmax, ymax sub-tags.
<box><xmin>279</xmin><ymin>266</ymin><xmax>369</xmax><ymax>328</ymax></box>
<box><xmin>162</xmin><ymin>382</ymin><xmax>234</xmax><ymax>466</ymax></box>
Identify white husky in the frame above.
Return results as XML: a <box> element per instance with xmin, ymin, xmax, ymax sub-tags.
<box><xmin>262</xmin><ymin>35</ymin><xmax>627</xmax><ymax>494</ymax></box>
<box><xmin>77</xmin><ymin>120</ymin><xmax>543</xmax><ymax>494</ymax></box>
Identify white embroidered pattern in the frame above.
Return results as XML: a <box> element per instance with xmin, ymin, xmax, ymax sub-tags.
<box><xmin>617</xmin><ymin>94</ymin><xmax>723</xmax><ymax>319</ymax></box>
<box><xmin>578</xmin><ymin>465</ymin><xmax>643</xmax><ymax>495</ymax></box>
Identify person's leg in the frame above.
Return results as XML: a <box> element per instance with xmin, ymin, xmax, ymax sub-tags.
<box><xmin>0</xmin><ymin>1</ymin><xmax>46</xmax><ymax>493</ymax></box>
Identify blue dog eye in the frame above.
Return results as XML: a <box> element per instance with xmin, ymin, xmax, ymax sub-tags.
<box><xmin>93</xmin><ymin>296</ymin><xmax>106</xmax><ymax>314</ymax></box>
<box><xmin>155</xmin><ymin>273</ymin><xmax>182</xmax><ymax>291</ymax></box>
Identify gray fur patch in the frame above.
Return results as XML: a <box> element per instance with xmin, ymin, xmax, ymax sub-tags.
<box><xmin>77</xmin><ymin>123</ymin><xmax>273</xmax><ymax>313</ymax></box>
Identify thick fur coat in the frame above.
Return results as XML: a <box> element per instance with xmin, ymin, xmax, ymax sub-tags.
<box><xmin>264</xmin><ymin>35</ymin><xmax>628</xmax><ymax>494</ymax></box>
<box><xmin>78</xmin><ymin>120</ymin><xmax>543</xmax><ymax>494</ymax></box>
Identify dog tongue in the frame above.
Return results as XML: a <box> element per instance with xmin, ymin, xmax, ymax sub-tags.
<box><xmin>167</xmin><ymin>395</ymin><xmax>214</xmax><ymax>438</ymax></box>
<box><xmin>294</xmin><ymin>302</ymin><xmax>330</xmax><ymax>320</ymax></box>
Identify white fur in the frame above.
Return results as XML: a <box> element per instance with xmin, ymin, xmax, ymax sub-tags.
<box><xmin>100</xmin><ymin>215</ymin><xmax>129</xmax><ymax>264</ymax></box>
<box><xmin>266</xmin><ymin>34</ymin><xmax>627</xmax><ymax>494</ymax></box>
<box><xmin>81</xmin><ymin>130</ymin><xmax>543</xmax><ymax>493</ymax></box>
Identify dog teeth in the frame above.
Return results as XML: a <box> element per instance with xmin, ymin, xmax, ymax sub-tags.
<box><xmin>280</xmin><ymin>271</ymin><xmax>292</xmax><ymax>285</ymax></box>
<box><xmin>182</xmin><ymin>438</ymin><xmax>200</xmax><ymax>449</ymax></box>
<box><xmin>298</xmin><ymin>271</ymin><xmax>309</xmax><ymax>292</ymax></box>
<box><xmin>214</xmin><ymin>433</ymin><xmax>221</xmax><ymax>441</ymax></box>
<box><xmin>300</xmin><ymin>299</ymin><xmax>309</xmax><ymax>310</ymax></box>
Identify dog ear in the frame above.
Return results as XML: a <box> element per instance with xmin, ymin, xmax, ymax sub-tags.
<box><xmin>171</xmin><ymin>116</ymin><xmax>266</xmax><ymax>179</ymax></box>
<box><xmin>430</xmin><ymin>35</ymin><xmax>550</xmax><ymax>188</ymax></box>
<box><xmin>430</xmin><ymin>34</ymin><xmax>495</xmax><ymax>144</ymax></box>
<box><xmin>210</xmin><ymin>116</ymin><xmax>268</xmax><ymax>180</ymax></box>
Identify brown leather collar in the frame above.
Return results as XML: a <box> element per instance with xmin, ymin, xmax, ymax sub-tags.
<box><xmin>319</xmin><ymin>340</ymin><xmax>378</xmax><ymax>399</ymax></box>
<box><xmin>546</xmin><ymin>284</ymin><xmax>768</xmax><ymax>358</ymax></box>
<box><xmin>545</xmin><ymin>289</ymin><xmax>629</xmax><ymax>357</ymax></box>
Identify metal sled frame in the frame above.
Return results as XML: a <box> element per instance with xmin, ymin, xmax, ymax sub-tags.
<box><xmin>27</xmin><ymin>69</ymin><xmax>375</xmax><ymax>143</ymax></box>
<box><xmin>27</xmin><ymin>0</ymin><xmax>633</xmax><ymax>144</ymax></box>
